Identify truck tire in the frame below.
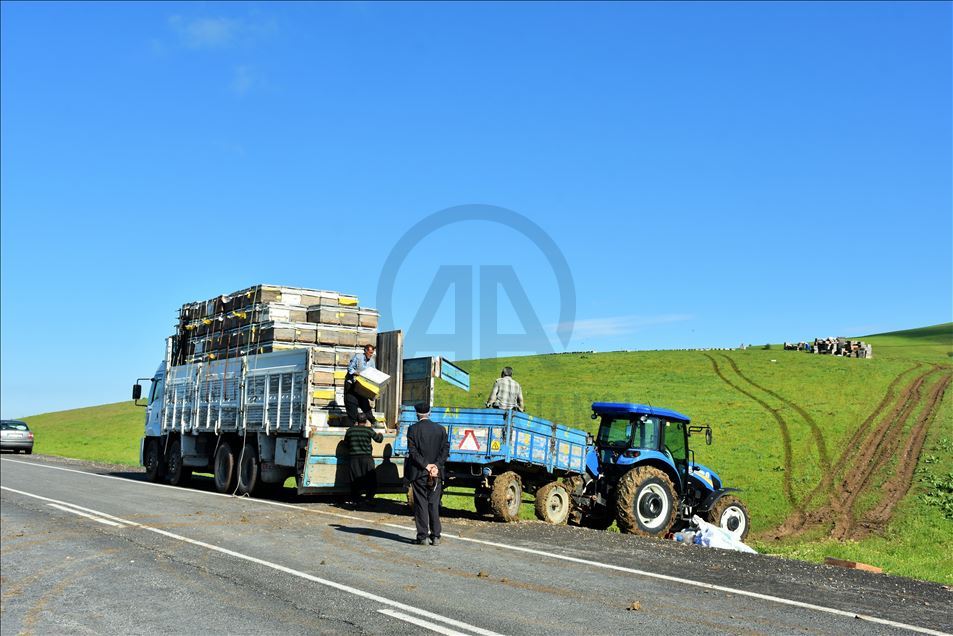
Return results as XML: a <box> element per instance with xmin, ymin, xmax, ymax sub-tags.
<box><xmin>213</xmin><ymin>441</ymin><xmax>237</xmax><ymax>494</ymax></box>
<box><xmin>615</xmin><ymin>466</ymin><xmax>677</xmax><ymax>536</ymax></box>
<box><xmin>144</xmin><ymin>438</ymin><xmax>165</xmax><ymax>483</ymax></box>
<box><xmin>474</xmin><ymin>487</ymin><xmax>492</xmax><ymax>516</ymax></box>
<box><xmin>706</xmin><ymin>495</ymin><xmax>750</xmax><ymax>542</ymax></box>
<box><xmin>237</xmin><ymin>443</ymin><xmax>260</xmax><ymax>496</ymax></box>
<box><xmin>489</xmin><ymin>471</ymin><xmax>522</xmax><ymax>522</ymax></box>
<box><xmin>165</xmin><ymin>438</ymin><xmax>192</xmax><ymax>487</ymax></box>
<box><xmin>534</xmin><ymin>481</ymin><xmax>571</xmax><ymax>525</ymax></box>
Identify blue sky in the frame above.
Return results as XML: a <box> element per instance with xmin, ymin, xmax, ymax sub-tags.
<box><xmin>2</xmin><ymin>1</ymin><xmax>950</xmax><ymax>418</ymax></box>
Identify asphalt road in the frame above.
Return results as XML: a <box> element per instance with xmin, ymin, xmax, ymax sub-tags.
<box><xmin>1</xmin><ymin>455</ymin><xmax>950</xmax><ymax>636</ymax></box>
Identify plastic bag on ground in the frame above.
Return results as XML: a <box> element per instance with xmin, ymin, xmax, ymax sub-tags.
<box><xmin>690</xmin><ymin>515</ymin><xmax>757</xmax><ymax>553</ymax></box>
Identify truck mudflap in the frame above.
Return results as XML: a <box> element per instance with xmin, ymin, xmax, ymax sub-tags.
<box><xmin>697</xmin><ymin>487</ymin><xmax>743</xmax><ymax>514</ymax></box>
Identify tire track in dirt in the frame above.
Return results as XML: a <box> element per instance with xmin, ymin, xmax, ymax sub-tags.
<box><xmin>773</xmin><ymin>364</ymin><xmax>922</xmax><ymax>537</ymax></box>
<box><xmin>801</xmin><ymin>364</ymin><xmax>920</xmax><ymax>512</ymax></box>
<box><xmin>719</xmin><ymin>354</ymin><xmax>833</xmax><ymax>501</ymax></box>
<box><xmin>858</xmin><ymin>372</ymin><xmax>951</xmax><ymax>536</ymax></box>
<box><xmin>829</xmin><ymin>366</ymin><xmax>941</xmax><ymax>540</ymax></box>
<box><xmin>703</xmin><ymin>354</ymin><xmax>797</xmax><ymax>509</ymax></box>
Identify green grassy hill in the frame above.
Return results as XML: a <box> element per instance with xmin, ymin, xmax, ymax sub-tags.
<box><xmin>16</xmin><ymin>323</ymin><xmax>952</xmax><ymax>583</ymax></box>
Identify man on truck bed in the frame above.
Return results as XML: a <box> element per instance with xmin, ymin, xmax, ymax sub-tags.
<box><xmin>345</xmin><ymin>344</ymin><xmax>377</xmax><ymax>424</ymax></box>
<box><xmin>485</xmin><ymin>366</ymin><xmax>524</xmax><ymax>411</ymax></box>
<box><xmin>344</xmin><ymin>412</ymin><xmax>384</xmax><ymax>505</ymax></box>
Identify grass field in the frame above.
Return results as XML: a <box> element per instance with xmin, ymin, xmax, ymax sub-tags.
<box><xmin>15</xmin><ymin>323</ymin><xmax>952</xmax><ymax>583</ymax></box>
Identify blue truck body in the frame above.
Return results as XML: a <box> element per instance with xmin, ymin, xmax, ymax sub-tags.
<box><xmin>393</xmin><ymin>405</ymin><xmax>590</xmax><ymax>522</ymax></box>
<box><xmin>394</xmin><ymin>405</ymin><xmax>588</xmax><ymax>476</ymax></box>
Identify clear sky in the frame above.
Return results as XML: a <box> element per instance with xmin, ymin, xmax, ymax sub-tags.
<box><xmin>2</xmin><ymin>1</ymin><xmax>950</xmax><ymax>418</ymax></box>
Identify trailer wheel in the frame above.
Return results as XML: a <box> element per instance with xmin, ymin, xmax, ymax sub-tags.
<box><xmin>474</xmin><ymin>488</ymin><xmax>492</xmax><ymax>516</ymax></box>
<box><xmin>237</xmin><ymin>443</ymin><xmax>260</xmax><ymax>496</ymax></box>
<box><xmin>615</xmin><ymin>466</ymin><xmax>677</xmax><ymax>536</ymax></box>
<box><xmin>165</xmin><ymin>438</ymin><xmax>191</xmax><ymax>487</ymax></box>
<box><xmin>144</xmin><ymin>438</ymin><xmax>165</xmax><ymax>483</ymax></box>
<box><xmin>213</xmin><ymin>441</ymin><xmax>237</xmax><ymax>494</ymax></box>
<box><xmin>490</xmin><ymin>471</ymin><xmax>522</xmax><ymax>522</ymax></box>
<box><xmin>706</xmin><ymin>495</ymin><xmax>750</xmax><ymax>542</ymax></box>
<box><xmin>534</xmin><ymin>481</ymin><xmax>571</xmax><ymax>525</ymax></box>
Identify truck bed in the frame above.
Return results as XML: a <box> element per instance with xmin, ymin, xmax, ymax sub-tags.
<box><xmin>393</xmin><ymin>406</ymin><xmax>588</xmax><ymax>476</ymax></box>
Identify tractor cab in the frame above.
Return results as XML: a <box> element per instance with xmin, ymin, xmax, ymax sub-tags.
<box><xmin>590</xmin><ymin>402</ymin><xmax>694</xmax><ymax>488</ymax></box>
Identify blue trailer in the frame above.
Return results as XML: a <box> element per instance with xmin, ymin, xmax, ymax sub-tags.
<box><xmin>393</xmin><ymin>405</ymin><xmax>590</xmax><ymax>523</ymax></box>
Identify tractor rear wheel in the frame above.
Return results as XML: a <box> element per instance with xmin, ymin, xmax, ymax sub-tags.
<box><xmin>706</xmin><ymin>495</ymin><xmax>750</xmax><ymax>542</ymax></box>
<box><xmin>534</xmin><ymin>481</ymin><xmax>571</xmax><ymax>525</ymax></box>
<box><xmin>615</xmin><ymin>466</ymin><xmax>677</xmax><ymax>536</ymax></box>
<box><xmin>489</xmin><ymin>471</ymin><xmax>522</xmax><ymax>522</ymax></box>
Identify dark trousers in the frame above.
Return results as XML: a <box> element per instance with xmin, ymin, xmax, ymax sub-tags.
<box><xmin>343</xmin><ymin>387</ymin><xmax>377</xmax><ymax>425</ymax></box>
<box><xmin>348</xmin><ymin>456</ymin><xmax>377</xmax><ymax>500</ymax></box>
<box><xmin>411</xmin><ymin>478</ymin><xmax>442</xmax><ymax>541</ymax></box>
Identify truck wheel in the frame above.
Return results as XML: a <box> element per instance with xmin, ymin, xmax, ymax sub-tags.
<box><xmin>706</xmin><ymin>495</ymin><xmax>750</xmax><ymax>542</ymax></box>
<box><xmin>165</xmin><ymin>438</ymin><xmax>192</xmax><ymax>487</ymax></box>
<box><xmin>237</xmin><ymin>444</ymin><xmax>260</xmax><ymax>496</ymax></box>
<box><xmin>213</xmin><ymin>441</ymin><xmax>237</xmax><ymax>494</ymax></box>
<box><xmin>144</xmin><ymin>438</ymin><xmax>165</xmax><ymax>483</ymax></box>
<box><xmin>474</xmin><ymin>488</ymin><xmax>492</xmax><ymax>516</ymax></box>
<box><xmin>535</xmin><ymin>481</ymin><xmax>571</xmax><ymax>525</ymax></box>
<box><xmin>615</xmin><ymin>466</ymin><xmax>677</xmax><ymax>536</ymax></box>
<box><xmin>489</xmin><ymin>471</ymin><xmax>522</xmax><ymax>522</ymax></box>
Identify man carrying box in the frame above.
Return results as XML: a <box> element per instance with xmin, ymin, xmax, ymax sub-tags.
<box><xmin>345</xmin><ymin>344</ymin><xmax>377</xmax><ymax>425</ymax></box>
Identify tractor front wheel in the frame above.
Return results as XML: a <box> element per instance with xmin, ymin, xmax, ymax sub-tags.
<box><xmin>706</xmin><ymin>495</ymin><xmax>750</xmax><ymax>542</ymax></box>
<box><xmin>615</xmin><ymin>466</ymin><xmax>677</xmax><ymax>536</ymax></box>
<box><xmin>534</xmin><ymin>481</ymin><xmax>571</xmax><ymax>525</ymax></box>
<box><xmin>489</xmin><ymin>472</ymin><xmax>522</xmax><ymax>522</ymax></box>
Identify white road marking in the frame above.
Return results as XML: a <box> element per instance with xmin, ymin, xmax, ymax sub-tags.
<box><xmin>378</xmin><ymin>608</ymin><xmax>474</xmax><ymax>636</ymax></box>
<box><xmin>2</xmin><ymin>457</ymin><xmax>950</xmax><ymax>636</ymax></box>
<box><xmin>1</xmin><ymin>484</ymin><xmax>503</xmax><ymax>636</ymax></box>
<box><xmin>46</xmin><ymin>502</ymin><xmax>126</xmax><ymax>527</ymax></box>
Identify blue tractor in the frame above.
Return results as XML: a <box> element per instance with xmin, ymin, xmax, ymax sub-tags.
<box><xmin>568</xmin><ymin>402</ymin><xmax>750</xmax><ymax>540</ymax></box>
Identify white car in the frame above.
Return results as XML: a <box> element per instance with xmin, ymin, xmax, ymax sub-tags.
<box><xmin>1</xmin><ymin>420</ymin><xmax>34</xmax><ymax>454</ymax></box>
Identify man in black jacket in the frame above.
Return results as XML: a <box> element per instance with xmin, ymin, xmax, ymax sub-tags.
<box><xmin>406</xmin><ymin>403</ymin><xmax>450</xmax><ymax>545</ymax></box>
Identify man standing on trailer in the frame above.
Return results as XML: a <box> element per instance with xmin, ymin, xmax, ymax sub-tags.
<box><xmin>406</xmin><ymin>403</ymin><xmax>449</xmax><ymax>546</ymax></box>
<box><xmin>485</xmin><ymin>366</ymin><xmax>524</xmax><ymax>411</ymax></box>
<box><xmin>344</xmin><ymin>344</ymin><xmax>377</xmax><ymax>424</ymax></box>
<box><xmin>344</xmin><ymin>412</ymin><xmax>383</xmax><ymax>505</ymax></box>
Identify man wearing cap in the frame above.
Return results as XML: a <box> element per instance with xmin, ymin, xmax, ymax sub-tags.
<box><xmin>485</xmin><ymin>366</ymin><xmax>524</xmax><ymax>412</ymax></box>
<box><xmin>344</xmin><ymin>344</ymin><xmax>377</xmax><ymax>425</ymax></box>
<box><xmin>406</xmin><ymin>404</ymin><xmax>450</xmax><ymax>545</ymax></box>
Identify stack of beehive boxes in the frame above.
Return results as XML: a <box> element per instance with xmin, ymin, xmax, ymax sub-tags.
<box><xmin>171</xmin><ymin>285</ymin><xmax>380</xmax><ymax>413</ymax></box>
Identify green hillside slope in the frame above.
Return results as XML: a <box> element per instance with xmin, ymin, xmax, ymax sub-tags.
<box><xmin>15</xmin><ymin>323</ymin><xmax>952</xmax><ymax>582</ymax></box>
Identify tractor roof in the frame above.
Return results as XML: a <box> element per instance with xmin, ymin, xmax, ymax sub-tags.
<box><xmin>590</xmin><ymin>402</ymin><xmax>691</xmax><ymax>422</ymax></box>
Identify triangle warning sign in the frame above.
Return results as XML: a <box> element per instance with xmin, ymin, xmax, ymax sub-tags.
<box><xmin>459</xmin><ymin>429</ymin><xmax>480</xmax><ymax>451</ymax></box>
